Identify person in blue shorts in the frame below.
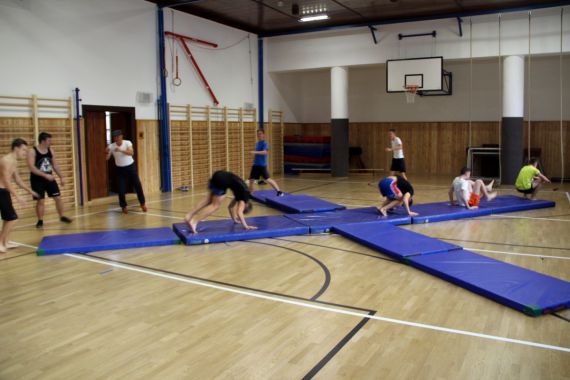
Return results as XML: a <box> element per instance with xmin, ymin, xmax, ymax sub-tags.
<box><xmin>377</xmin><ymin>175</ymin><xmax>418</xmax><ymax>217</ymax></box>
<box><xmin>248</xmin><ymin>129</ymin><xmax>283</xmax><ymax>196</ymax></box>
<box><xmin>184</xmin><ymin>171</ymin><xmax>256</xmax><ymax>234</ymax></box>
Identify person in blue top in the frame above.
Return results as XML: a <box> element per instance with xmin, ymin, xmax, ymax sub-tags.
<box><xmin>248</xmin><ymin>129</ymin><xmax>283</xmax><ymax>196</ymax></box>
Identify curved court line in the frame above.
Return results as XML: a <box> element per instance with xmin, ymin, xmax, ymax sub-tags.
<box><xmin>65</xmin><ymin>253</ymin><xmax>570</xmax><ymax>354</ymax></box>
<box><xmin>247</xmin><ymin>240</ymin><xmax>331</xmax><ymax>300</ymax></box>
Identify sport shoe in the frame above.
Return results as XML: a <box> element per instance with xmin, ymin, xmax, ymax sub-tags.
<box><xmin>121</xmin><ymin>207</ymin><xmax>128</xmax><ymax>214</ymax></box>
<box><xmin>276</xmin><ymin>191</ymin><xmax>284</xmax><ymax>197</ymax></box>
<box><xmin>141</xmin><ymin>204</ymin><xmax>147</xmax><ymax>212</ymax></box>
<box><xmin>36</xmin><ymin>220</ymin><xmax>43</xmax><ymax>229</ymax></box>
<box><xmin>60</xmin><ymin>216</ymin><xmax>72</xmax><ymax>224</ymax></box>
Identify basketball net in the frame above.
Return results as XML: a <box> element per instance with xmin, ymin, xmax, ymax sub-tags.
<box><xmin>404</xmin><ymin>85</ymin><xmax>418</xmax><ymax>104</ymax></box>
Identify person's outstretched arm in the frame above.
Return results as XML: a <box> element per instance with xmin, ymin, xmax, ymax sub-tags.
<box><xmin>237</xmin><ymin>201</ymin><xmax>257</xmax><ymax>230</ymax></box>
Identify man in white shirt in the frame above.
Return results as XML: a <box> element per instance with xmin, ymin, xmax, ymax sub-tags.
<box><xmin>385</xmin><ymin>129</ymin><xmax>407</xmax><ymax>180</ymax></box>
<box><xmin>106</xmin><ymin>130</ymin><xmax>147</xmax><ymax>214</ymax></box>
<box><xmin>449</xmin><ymin>167</ymin><xmax>497</xmax><ymax>209</ymax></box>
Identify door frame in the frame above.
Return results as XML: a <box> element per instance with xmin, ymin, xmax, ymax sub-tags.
<box><xmin>82</xmin><ymin>105</ymin><xmax>137</xmax><ymax>203</ymax></box>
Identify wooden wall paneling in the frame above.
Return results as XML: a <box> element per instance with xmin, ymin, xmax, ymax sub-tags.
<box><xmin>192</xmin><ymin>121</ymin><xmax>210</xmax><ymax>187</ymax></box>
<box><xmin>136</xmin><ymin>120</ymin><xmax>161</xmax><ymax>195</ymax></box>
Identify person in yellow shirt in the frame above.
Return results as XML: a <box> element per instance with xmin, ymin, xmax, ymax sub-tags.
<box><xmin>515</xmin><ymin>158</ymin><xmax>550</xmax><ymax>199</ymax></box>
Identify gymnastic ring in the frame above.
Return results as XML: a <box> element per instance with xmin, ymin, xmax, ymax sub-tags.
<box><xmin>173</xmin><ymin>77</ymin><xmax>182</xmax><ymax>86</ymax></box>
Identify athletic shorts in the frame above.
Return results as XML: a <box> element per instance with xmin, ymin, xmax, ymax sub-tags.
<box><xmin>31</xmin><ymin>175</ymin><xmax>60</xmax><ymax>199</ymax></box>
<box><xmin>0</xmin><ymin>188</ymin><xmax>18</xmax><ymax>221</ymax></box>
<box><xmin>516</xmin><ymin>187</ymin><xmax>534</xmax><ymax>195</ymax></box>
<box><xmin>379</xmin><ymin>177</ymin><xmax>402</xmax><ymax>200</ymax></box>
<box><xmin>249</xmin><ymin>165</ymin><xmax>270</xmax><ymax>180</ymax></box>
<box><xmin>468</xmin><ymin>193</ymin><xmax>481</xmax><ymax>207</ymax></box>
<box><xmin>208</xmin><ymin>181</ymin><xmax>226</xmax><ymax>196</ymax></box>
<box><xmin>390</xmin><ymin>158</ymin><xmax>406</xmax><ymax>173</ymax></box>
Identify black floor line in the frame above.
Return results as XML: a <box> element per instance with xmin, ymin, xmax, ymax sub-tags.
<box><xmin>430</xmin><ymin>236</ymin><xmax>570</xmax><ymax>252</ymax></box>
<box><xmin>82</xmin><ymin>253</ymin><xmax>374</xmax><ymax>313</ymax></box>
<box><xmin>272</xmin><ymin>237</ymin><xmax>400</xmax><ymax>264</ymax></box>
<box><xmin>552</xmin><ymin>313</ymin><xmax>570</xmax><ymax>324</ymax></box>
<box><xmin>302</xmin><ymin>311</ymin><xmax>376</xmax><ymax>380</ymax></box>
<box><xmin>0</xmin><ymin>251</ymin><xmax>36</xmax><ymax>261</ymax></box>
<box><xmin>245</xmin><ymin>240</ymin><xmax>331</xmax><ymax>300</ymax></box>
<box><xmin>290</xmin><ymin>182</ymin><xmax>336</xmax><ymax>194</ymax></box>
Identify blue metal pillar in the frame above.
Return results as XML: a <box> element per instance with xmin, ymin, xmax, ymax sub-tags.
<box><xmin>258</xmin><ymin>37</ymin><xmax>264</xmax><ymax>131</ymax></box>
<box><xmin>157</xmin><ymin>6</ymin><xmax>172</xmax><ymax>192</ymax></box>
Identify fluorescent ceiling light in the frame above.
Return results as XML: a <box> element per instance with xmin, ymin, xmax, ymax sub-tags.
<box><xmin>299</xmin><ymin>14</ymin><xmax>329</xmax><ymax>22</ymax></box>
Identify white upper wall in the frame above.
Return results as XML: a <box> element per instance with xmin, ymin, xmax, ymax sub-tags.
<box><xmin>0</xmin><ymin>0</ymin><xmax>158</xmax><ymax>119</ymax></box>
<box><xmin>0</xmin><ymin>0</ymin><xmax>259</xmax><ymax>119</ymax></box>
<box><xmin>266</xmin><ymin>7</ymin><xmax>570</xmax><ymax>73</ymax></box>
<box><xmin>164</xmin><ymin>9</ymin><xmax>258</xmax><ymax>111</ymax></box>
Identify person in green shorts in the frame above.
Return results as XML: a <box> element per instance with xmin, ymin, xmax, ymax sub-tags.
<box><xmin>515</xmin><ymin>158</ymin><xmax>550</xmax><ymax>199</ymax></box>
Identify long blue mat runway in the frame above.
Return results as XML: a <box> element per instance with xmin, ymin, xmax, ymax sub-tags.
<box><xmin>285</xmin><ymin>207</ymin><xmax>411</xmax><ymax>233</ymax></box>
<box><xmin>409</xmin><ymin>250</ymin><xmax>570</xmax><ymax>316</ymax></box>
<box><xmin>173</xmin><ymin>215</ymin><xmax>310</xmax><ymax>245</ymax></box>
<box><xmin>37</xmin><ymin>228</ymin><xmax>180</xmax><ymax>255</ymax></box>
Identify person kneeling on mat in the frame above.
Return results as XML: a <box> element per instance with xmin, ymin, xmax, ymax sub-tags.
<box><xmin>377</xmin><ymin>175</ymin><xmax>418</xmax><ymax>216</ymax></box>
<box><xmin>184</xmin><ymin>170</ymin><xmax>256</xmax><ymax>234</ymax></box>
<box><xmin>449</xmin><ymin>167</ymin><xmax>497</xmax><ymax>209</ymax></box>
<box><xmin>515</xmin><ymin>157</ymin><xmax>550</xmax><ymax>200</ymax></box>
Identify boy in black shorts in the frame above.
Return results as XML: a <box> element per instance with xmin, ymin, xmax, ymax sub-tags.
<box><xmin>0</xmin><ymin>139</ymin><xmax>39</xmax><ymax>253</ymax></box>
<box><xmin>28</xmin><ymin>132</ymin><xmax>72</xmax><ymax>228</ymax></box>
<box><xmin>377</xmin><ymin>175</ymin><xmax>418</xmax><ymax>216</ymax></box>
<box><xmin>185</xmin><ymin>171</ymin><xmax>256</xmax><ymax>234</ymax></box>
<box><xmin>248</xmin><ymin>129</ymin><xmax>283</xmax><ymax>196</ymax></box>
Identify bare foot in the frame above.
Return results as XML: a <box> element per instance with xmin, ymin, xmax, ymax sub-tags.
<box><xmin>0</xmin><ymin>244</ymin><xmax>6</xmax><ymax>253</ymax></box>
<box><xmin>188</xmin><ymin>218</ymin><xmax>198</xmax><ymax>234</ymax></box>
<box><xmin>6</xmin><ymin>242</ymin><xmax>19</xmax><ymax>249</ymax></box>
<box><xmin>486</xmin><ymin>179</ymin><xmax>495</xmax><ymax>192</ymax></box>
<box><xmin>487</xmin><ymin>192</ymin><xmax>497</xmax><ymax>201</ymax></box>
<box><xmin>378</xmin><ymin>207</ymin><xmax>387</xmax><ymax>217</ymax></box>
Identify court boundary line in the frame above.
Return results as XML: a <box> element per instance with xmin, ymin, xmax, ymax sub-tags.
<box><xmin>62</xmin><ymin>252</ymin><xmax>570</xmax><ymax>353</ymax></box>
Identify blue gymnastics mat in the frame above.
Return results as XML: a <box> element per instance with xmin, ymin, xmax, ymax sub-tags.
<box><xmin>265</xmin><ymin>194</ymin><xmax>346</xmax><ymax>214</ymax></box>
<box><xmin>173</xmin><ymin>215</ymin><xmax>310</xmax><ymax>245</ymax></box>
<box><xmin>251</xmin><ymin>190</ymin><xmax>283</xmax><ymax>204</ymax></box>
<box><xmin>409</xmin><ymin>250</ymin><xmax>570</xmax><ymax>316</ymax></box>
<box><xmin>405</xmin><ymin>196</ymin><xmax>555</xmax><ymax>224</ymax></box>
<box><xmin>332</xmin><ymin>222</ymin><xmax>461</xmax><ymax>260</ymax></box>
<box><xmin>285</xmin><ymin>207</ymin><xmax>411</xmax><ymax>233</ymax></box>
<box><xmin>37</xmin><ymin>228</ymin><xmax>181</xmax><ymax>255</ymax></box>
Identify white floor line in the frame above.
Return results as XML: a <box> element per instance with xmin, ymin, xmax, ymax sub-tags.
<box><xmin>62</xmin><ymin>252</ymin><xmax>570</xmax><ymax>353</ymax></box>
<box><xmin>14</xmin><ymin>192</ymin><xmax>208</xmax><ymax>229</ymax></box>
<box><xmin>485</xmin><ymin>215</ymin><xmax>570</xmax><ymax>222</ymax></box>
<box><xmin>10</xmin><ymin>241</ymin><xmax>39</xmax><ymax>250</ymax></box>
<box><xmin>466</xmin><ymin>247</ymin><xmax>570</xmax><ymax>261</ymax></box>
<box><xmin>566</xmin><ymin>192</ymin><xmax>570</xmax><ymax>204</ymax></box>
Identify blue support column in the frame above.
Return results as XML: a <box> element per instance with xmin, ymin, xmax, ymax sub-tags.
<box><xmin>157</xmin><ymin>6</ymin><xmax>172</xmax><ymax>192</ymax></box>
<box><xmin>258</xmin><ymin>37</ymin><xmax>264</xmax><ymax>131</ymax></box>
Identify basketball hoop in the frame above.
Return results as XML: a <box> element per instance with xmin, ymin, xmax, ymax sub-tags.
<box><xmin>404</xmin><ymin>85</ymin><xmax>418</xmax><ymax>104</ymax></box>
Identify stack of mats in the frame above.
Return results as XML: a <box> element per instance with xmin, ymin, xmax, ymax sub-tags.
<box><xmin>284</xmin><ymin>136</ymin><xmax>331</xmax><ymax>174</ymax></box>
<box><xmin>333</xmin><ymin>221</ymin><xmax>570</xmax><ymax>316</ymax></box>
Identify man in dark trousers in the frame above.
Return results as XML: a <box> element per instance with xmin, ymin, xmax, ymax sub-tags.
<box><xmin>27</xmin><ymin>132</ymin><xmax>72</xmax><ymax>228</ymax></box>
<box><xmin>106</xmin><ymin>130</ymin><xmax>147</xmax><ymax>214</ymax></box>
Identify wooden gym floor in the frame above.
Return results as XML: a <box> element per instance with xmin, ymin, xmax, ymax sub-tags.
<box><xmin>1</xmin><ymin>175</ymin><xmax>569</xmax><ymax>379</ymax></box>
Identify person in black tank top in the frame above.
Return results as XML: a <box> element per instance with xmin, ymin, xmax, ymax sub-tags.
<box><xmin>27</xmin><ymin>132</ymin><xmax>72</xmax><ymax>228</ymax></box>
<box><xmin>377</xmin><ymin>175</ymin><xmax>418</xmax><ymax>217</ymax></box>
<box><xmin>184</xmin><ymin>171</ymin><xmax>256</xmax><ymax>234</ymax></box>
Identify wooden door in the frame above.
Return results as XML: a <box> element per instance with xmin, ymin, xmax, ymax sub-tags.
<box><xmin>84</xmin><ymin>110</ymin><xmax>109</xmax><ymax>200</ymax></box>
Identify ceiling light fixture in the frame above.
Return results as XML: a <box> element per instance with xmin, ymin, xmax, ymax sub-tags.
<box><xmin>299</xmin><ymin>14</ymin><xmax>329</xmax><ymax>22</ymax></box>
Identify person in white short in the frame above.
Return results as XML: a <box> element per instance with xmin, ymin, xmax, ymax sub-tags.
<box><xmin>449</xmin><ymin>167</ymin><xmax>497</xmax><ymax>209</ymax></box>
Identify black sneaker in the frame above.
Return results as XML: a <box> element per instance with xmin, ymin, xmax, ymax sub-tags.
<box><xmin>60</xmin><ymin>216</ymin><xmax>72</xmax><ymax>224</ymax></box>
<box><xmin>276</xmin><ymin>191</ymin><xmax>284</xmax><ymax>197</ymax></box>
<box><xmin>36</xmin><ymin>220</ymin><xmax>43</xmax><ymax>229</ymax></box>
